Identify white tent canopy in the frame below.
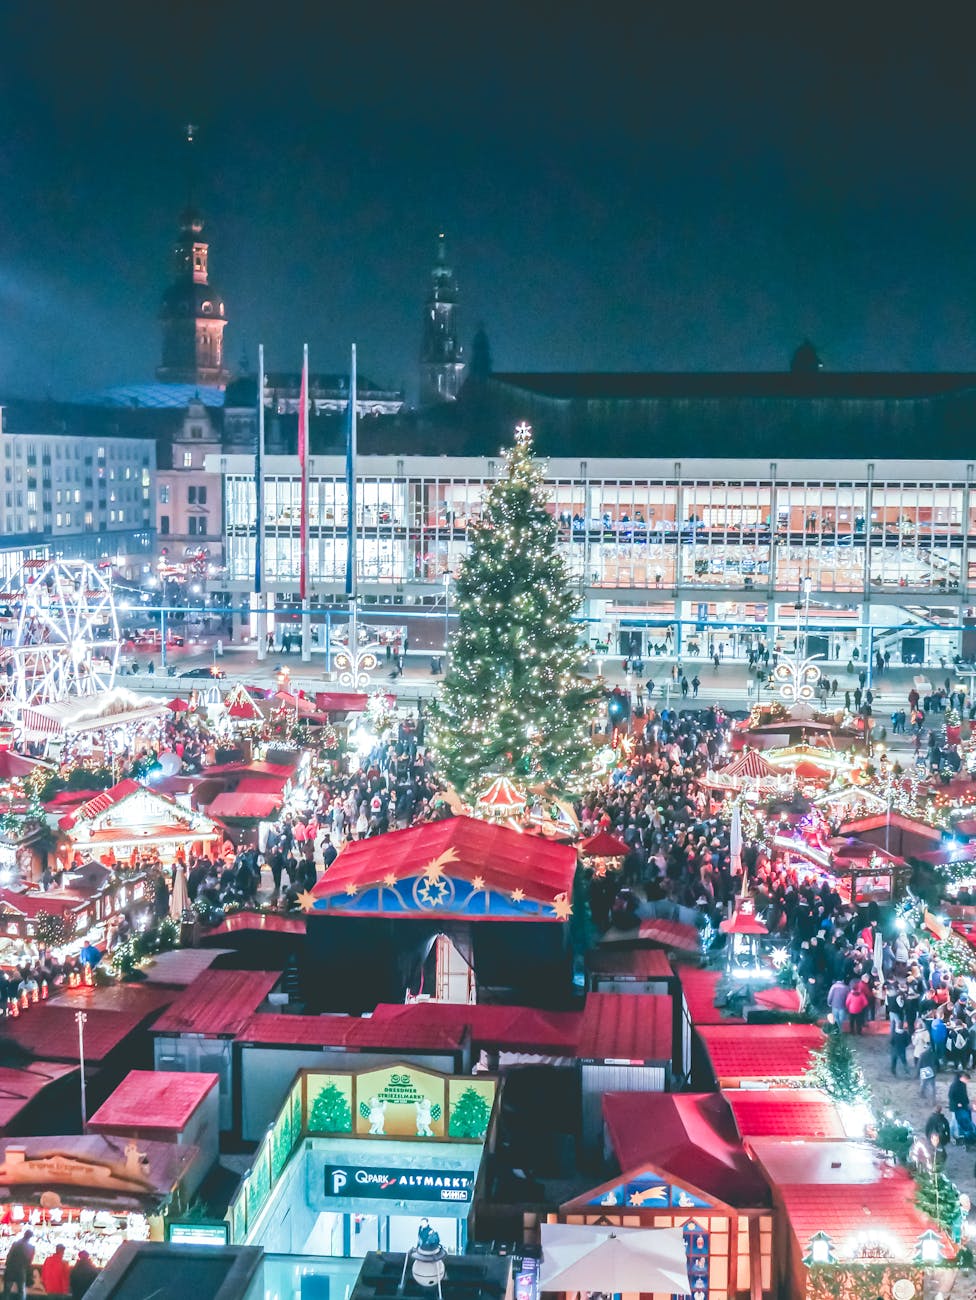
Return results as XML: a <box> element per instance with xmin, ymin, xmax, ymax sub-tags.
<box><xmin>539</xmin><ymin>1223</ymin><xmax>690</xmax><ymax>1294</ymax></box>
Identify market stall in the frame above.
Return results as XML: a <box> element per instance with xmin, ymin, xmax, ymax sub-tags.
<box><xmin>0</xmin><ymin>1135</ymin><xmax>202</xmax><ymax>1275</ymax></box>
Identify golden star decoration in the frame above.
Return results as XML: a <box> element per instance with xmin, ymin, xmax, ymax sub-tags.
<box><xmin>344</xmin><ymin>882</ymin><xmax>359</xmax><ymax>896</ymax></box>
<box><xmin>296</xmin><ymin>890</ymin><xmax>317</xmax><ymax>913</ymax></box>
<box><xmin>383</xmin><ymin>872</ymin><xmax>397</xmax><ymax>888</ymax></box>
<box><xmin>550</xmin><ymin>892</ymin><xmax>573</xmax><ymax>921</ymax></box>
<box><xmin>422</xmin><ymin>847</ymin><xmax>460</xmax><ymax>883</ymax></box>
<box><xmin>471</xmin><ymin>875</ymin><xmax>485</xmax><ymax>892</ymax></box>
<box><xmin>510</xmin><ymin>887</ymin><xmax>525</xmax><ymax>903</ymax></box>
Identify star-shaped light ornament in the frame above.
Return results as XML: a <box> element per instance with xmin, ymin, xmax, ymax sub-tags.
<box><xmin>471</xmin><ymin>875</ymin><xmax>485</xmax><ymax>892</ymax></box>
<box><xmin>550</xmin><ymin>892</ymin><xmax>573</xmax><ymax>921</ymax></box>
<box><xmin>296</xmin><ymin>890</ymin><xmax>317</xmax><ymax>913</ymax></box>
<box><xmin>344</xmin><ymin>883</ymin><xmax>359</xmax><ymax>897</ymax></box>
<box><xmin>510</xmin><ymin>888</ymin><xmax>525</xmax><ymax>903</ymax></box>
<box><xmin>422</xmin><ymin>847</ymin><xmax>459</xmax><ymax>884</ymax></box>
<box><xmin>383</xmin><ymin>872</ymin><xmax>397</xmax><ymax>888</ymax></box>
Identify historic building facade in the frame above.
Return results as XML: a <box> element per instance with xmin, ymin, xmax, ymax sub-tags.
<box><xmin>210</xmin><ymin>371</ymin><xmax>976</xmax><ymax>663</ymax></box>
<box><xmin>156</xmin><ymin>207</ymin><xmax>230</xmax><ymax>388</ymax></box>
<box><xmin>419</xmin><ymin>234</ymin><xmax>465</xmax><ymax>405</ymax></box>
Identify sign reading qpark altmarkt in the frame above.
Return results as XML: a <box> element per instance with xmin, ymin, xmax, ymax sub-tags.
<box><xmin>324</xmin><ymin>1163</ymin><xmax>473</xmax><ymax>1203</ymax></box>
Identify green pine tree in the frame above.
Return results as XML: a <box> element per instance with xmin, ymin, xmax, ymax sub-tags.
<box><xmin>309</xmin><ymin>1082</ymin><xmax>352</xmax><ymax>1133</ymax></box>
<box><xmin>914</xmin><ymin>1166</ymin><xmax>961</xmax><ymax>1240</ymax></box>
<box><xmin>430</xmin><ymin>425</ymin><xmax>601</xmax><ymax>794</ymax></box>
<box><xmin>449</xmin><ymin>1086</ymin><xmax>491</xmax><ymax>1139</ymax></box>
<box><xmin>805</xmin><ymin>1029</ymin><xmax>870</xmax><ymax>1105</ymax></box>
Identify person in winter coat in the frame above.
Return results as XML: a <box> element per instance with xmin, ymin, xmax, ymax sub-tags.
<box><xmin>845</xmin><ymin>980</ymin><xmax>870</xmax><ymax>1034</ymax></box>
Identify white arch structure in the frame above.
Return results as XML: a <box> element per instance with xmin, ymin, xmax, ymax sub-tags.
<box><xmin>0</xmin><ymin>559</ymin><xmax>121</xmax><ymax>722</ymax></box>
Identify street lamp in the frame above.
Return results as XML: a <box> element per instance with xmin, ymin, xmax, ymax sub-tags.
<box><xmin>76</xmin><ymin>1011</ymin><xmax>88</xmax><ymax>1131</ymax></box>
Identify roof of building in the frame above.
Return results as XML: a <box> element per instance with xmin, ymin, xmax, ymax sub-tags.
<box><xmin>602</xmin><ymin>1091</ymin><xmax>770</xmax><ymax>1208</ymax></box>
<box><xmin>152</xmin><ymin>969</ymin><xmax>280</xmax><ymax>1037</ymax></box>
<box><xmin>576</xmin><ymin>993</ymin><xmax>673</xmax><ymax>1062</ymax></box>
<box><xmin>207</xmin><ymin>792</ymin><xmax>283</xmax><ymax>820</ymax></box>
<box><xmin>748</xmin><ymin>1141</ymin><xmax>944</xmax><ymax>1259</ymax></box>
<box><xmin>89</xmin><ymin>1070</ymin><xmax>219</xmax><ymax>1132</ymax></box>
<box><xmin>698</xmin><ymin>1023</ymin><xmax>825</xmax><ymax>1082</ymax></box>
<box><xmin>587</xmin><ymin>947</ymin><xmax>673</xmax><ymax>981</ymax></box>
<box><xmin>1</xmin><ymin>1007</ymin><xmax>158</xmax><ymax>1063</ymax></box>
<box><xmin>78</xmin><ymin>1242</ymin><xmax>264</xmax><ymax>1300</ymax></box>
<box><xmin>311</xmin><ymin>815</ymin><xmax>576</xmax><ymax>913</ymax></box>
<box><xmin>73</xmin><ymin>383</ymin><xmax>226</xmax><ymax>409</ymax></box>
<box><xmin>635</xmin><ymin>919</ymin><xmax>702</xmax><ymax>953</ymax></box>
<box><xmin>677</xmin><ymin>968</ymin><xmax>743</xmax><ymax>1025</ymax></box>
<box><xmin>236</xmin><ymin>1013</ymin><xmax>466</xmax><ymax>1052</ymax></box>
<box><xmin>202</xmin><ymin>910</ymin><xmax>306</xmax><ymax>938</ymax></box>
<box><xmin>0</xmin><ymin>1063</ymin><xmax>78</xmax><ymax>1131</ymax></box>
<box><xmin>369</xmin><ymin>1001</ymin><xmax>581</xmax><ymax>1052</ymax></box>
<box><xmin>141</xmin><ymin>947</ymin><xmax>232</xmax><ymax>987</ymax></box>
<box><xmin>723</xmin><ymin>1088</ymin><xmax>846</xmax><ymax>1140</ymax></box>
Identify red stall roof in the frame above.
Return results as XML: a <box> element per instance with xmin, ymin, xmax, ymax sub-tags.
<box><xmin>152</xmin><ymin>970</ymin><xmax>280</xmax><ymax>1037</ymax></box>
<box><xmin>207</xmin><ymin>792</ymin><xmax>283</xmax><ymax>820</ymax></box>
<box><xmin>58</xmin><ymin>778</ymin><xmax>143</xmax><ymax>829</ymax></box>
<box><xmin>587</xmin><ymin>948</ymin><xmax>673</xmax><ymax>981</ymax></box>
<box><xmin>312</xmin><ymin>815</ymin><xmax>576</xmax><ymax>909</ymax></box>
<box><xmin>677</xmin><ymin>968</ymin><xmax>743</xmax><ymax>1025</ymax></box>
<box><xmin>234</xmin><ymin>775</ymin><xmax>289</xmax><ymax>796</ymax></box>
<box><xmin>369</xmin><ymin>1002</ymin><xmax>581</xmax><ymax>1053</ymax></box>
<box><xmin>602</xmin><ymin>1092</ymin><xmax>770</xmax><ymax>1209</ymax></box>
<box><xmin>0</xmin><ymin>1064</ymin><xmax>78</xmax><ymax>1131</ymax></box>
<box><xmin>204</xmin><ymin>910</ymin><xmax>306</xmax><ymax>937</ymax></box>
<box><xmin>724</xmin><ymin>1087</ymin><xmax>846</xmax><ymax>1141</ymax></box>
<box><xmin>636</xmin><ymin>918</ymin><xmax>702</xmax><ymax>952</ymax></box>
<box><xmin>89</xmin><ymin>1070</ymin><xmax>219</xmax><ymax>1133</ymax></box>
<box><xmin>237</xmin><ymin>1013</ymin><xmax>466</xmax><ymax>1053</ymax></box>
<box><xmin>576</xmin><ymin>993</ymin><xmax>673</xmax><ymax>1063</ymax></box>
<box><xmin>777</xmin><ymin>1175</ymin><xmax>945</xmax><ymax>1258</ymax></box>
<box><xmin>698</xmin><ymin>1024</ymin><xmax>825</xmax><ymax>1084</ymax></box>
<box><xmin>315</xmin><ymin>692</ymin><xmax>368</xmax><ymax>714</ymax></box>
<box><xmin>2</xmin><ymin>1008</ymin><xmax>154</xmax><ymax>1063</ymax></box>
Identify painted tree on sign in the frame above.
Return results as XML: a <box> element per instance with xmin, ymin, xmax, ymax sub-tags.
<box><xmin>309</xmin><ymin>1081</ymin><xmax>352</xmax><ymax>1133</ymax></box>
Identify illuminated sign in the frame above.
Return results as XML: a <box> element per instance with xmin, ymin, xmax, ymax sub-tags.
<box><xmin>168</xmin><ymin>1221</ymin><xmax>229</xmax><ymax>1247</ymax></box>
<box><xmin>324</xmin><ymin>1164</ymin><xmax>473</xmax><ymax>1203</ymax></box>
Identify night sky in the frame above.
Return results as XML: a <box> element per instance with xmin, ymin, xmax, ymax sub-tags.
<box><xmin>2</xmin><ymin>4</ymin><xmax>976</xmax><ymax>398</ymax></box>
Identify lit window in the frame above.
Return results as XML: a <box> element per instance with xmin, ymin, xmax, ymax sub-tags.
<box><xmin>183</xmin><ymin>451</ymin><xmax>193</xmax><ymax>468</ymax></box>
<box><xmin>160</xmin><ymin>485</ymin><xmax>170</xmax><ymax>505</ymax></box>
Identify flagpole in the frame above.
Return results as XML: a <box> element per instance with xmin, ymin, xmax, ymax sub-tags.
<box><xmin>300</xmin><ymin>343</ymin><xmax>311</xmax><ymax>663</ymax></box>
<box><xmin>346</xmin><ymin>343</ymin><xmax>358</xmax><ymax>666</ymax></box>
<box><xmin>255</xmin><ymin>343</ymin><xmax>267</xmax><ymax>661</ymax></box>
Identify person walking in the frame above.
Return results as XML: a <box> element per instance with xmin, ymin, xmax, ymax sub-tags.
<box><xmin>691</xmin><ymin>675</ymin><xmax>700</xmax><ymax>698</ymax></box>
<box><xmin>845</xmin><ymin>980</ymin><xmax>869</xmax><ymax>1035</ymax></box>
<box><xmin>949</xmin><ymin>1072</ymin><xmax>976</xmax><ymax>1147</ymax></box>
<box><xmin>2</xmin><ymin>1228</ymin><xmax>34</xmax><ymax>1299</ymax></box>
<box><xmin>889</xmin><ymin>1010</ymin><xmax>910</xmax><ymax>1076</ymax></box>
<box><xmin>70</xmin><ymin>1250</ymin><xmax>98</xmax><ymax>1298</ymax></box>
<box><xmin>41</xmin><ymin>1244</ymin><xmax>70</xmax><ymax>1296</ymax></box>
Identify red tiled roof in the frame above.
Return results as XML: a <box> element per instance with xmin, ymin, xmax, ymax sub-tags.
<box><xmin>2</xmin><ymin>1008</ymin><xmax>154</xmax><ymax>1063</ymax></box>
<box><xmin>602</xmin><ymin>1092</ymin><xmax>770</xmax><ymax>1209</ymax></box>
<box><xmin>753</xmin><ymin>986</ymin><xmax>803</xmax><ymax>1013</ymax></box>
<box><xmin>580</xmin><ymin>830</ymin><xmax>631</xmax><ymax>857</ymax></box>
<box><xmin>724</xmin><ymin>1088</ymin><xmax>846</xmax><ymax>1140</ymax></box>
<box><xmin>0</xmin><ymin>1064</ymin><xmax>78</xmax><ymax>1131</ymax></box>
<box><xmin>576</xmin><ymin>993</ymin><xmax>673</xmax><ymax>1062</ymax></box>
<box><xmin>588</xmin><ymin>948</ymin><xmax>673</xmax><ymax>981</ymax></box>
<box><xmin>369</xmin><ymin>1002</ymin><xmax>581</xmax><ymax>1053</ymax></box>
<box><xmin>312</xmin><ymin>815</ymin><xmax>576</xmax><ymax>909</ymax></box>
<box><xmin>698</xmin><ymin>1023</ymin><xmax>825</xmax><ymax>1083</ymax></box>
<box><xmin>58</xmin><ymin>778</ymin><xmax>143</xmax><ymax>829</ymax></box>
<box><xmin>237</xmin><ymin>1013</ymin><xmax>466</xmax><ymax>1052</ymax></box>
<box><xmin>152</xmin><ymin>969</ymin><xmax>280</xmax><ymax>1037</ymax></box>
<box><xmin>636</xmin><ymin>919</ymin><xmax>701</xmax><ymax>952</ymax></box>
<box><xmin>234</xmin><ymin>775</ymin><xmax>289</xmax><ymax>795</ymax></box>
<box><xmin>678</xmin><ymin>968</ymin><xmax>742</xmax><ymax>1025</ymax></box>
<box><xmin>207</xmin><ymin>792</ymin><xmax>283</xmax><ymax>820</ymax></box>
<box><xmin>204</xmin><ymin>910</ymin><xmax>306</xmax><ymax>937</ymax></box>
<box><xmin>89</xmin><ymin>1070</ymin><xmax>219</xmax><ymax>1132</ymax></box>
<box><xmin>777</xmin><ymin>1169</ymin><xmax>943</xmax><ymax>1260</ymax></box>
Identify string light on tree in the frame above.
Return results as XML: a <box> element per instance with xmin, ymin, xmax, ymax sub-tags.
<box><xmin>429</xmin><ymin>423</ymin><xmax>601</xmax><ymax>795</ymax></box>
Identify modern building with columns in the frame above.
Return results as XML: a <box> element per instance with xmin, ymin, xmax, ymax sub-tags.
<box><xmin>208</xmin><ymin>369</ymin><xmax>976</xmax><ymax>664</ymax></box>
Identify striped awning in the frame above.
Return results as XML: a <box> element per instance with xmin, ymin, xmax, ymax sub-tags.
<box><xmin>18</xmin><ymin>708</ymin><xmax>64</xmax><ymax>740</ymax></box>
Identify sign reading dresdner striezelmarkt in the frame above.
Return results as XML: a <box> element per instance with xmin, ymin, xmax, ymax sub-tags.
<box><xmin>324</xmin><ymin>1164</ymin><xmax>474</xmax><ymax>1203</ymax></box>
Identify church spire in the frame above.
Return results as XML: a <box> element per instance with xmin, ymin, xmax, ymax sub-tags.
<box><xmin>419</xmin><ymin>233</ymin><xmax>465</xmax><ymax>405</ymax></box>
<box><xmin>156</xmin><ymin>127</ymin><xmax>230</xmax><ymax>388</ymax></box>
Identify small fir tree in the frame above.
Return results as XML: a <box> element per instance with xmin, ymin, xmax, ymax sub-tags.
<box><xmin>449</xmin><ymin>1086</ymin><xmax>492</xmax><ymax>1139</ymax></box>
<box><xmin>806</xmin><ymin>1029</ymin><xmax>870</xmax><ymax>1105</ymax></box>
<box><xmin>914</xmin><ymin>1165</ymin><xmax>961</xmax><ymax>1240</ymax></box>
<box><xmin>430</xmin><ymin>425</ymin><xmax>601</xmax><ymax>794</ymax></box>
<box><xmin>309</xmin><ymin>1082</ymin><xmax>352</xmax><ymax>1133</ymax></box>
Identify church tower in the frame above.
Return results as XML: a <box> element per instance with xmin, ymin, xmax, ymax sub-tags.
<box><xmin>419</xmin><ymin>233</ymin><xmax>465</xmax><ymax>405</ymax></box>
<box><xmin>157</xmin><ymin>206</ymin><xmax>230</xmax><ymax>388</ymax></box>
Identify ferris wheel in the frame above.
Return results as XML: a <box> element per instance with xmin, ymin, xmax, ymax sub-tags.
<box><xmin>0</xmin><ymin>558</ymin><xmax>121</xmax><ymax>722</ymax></box>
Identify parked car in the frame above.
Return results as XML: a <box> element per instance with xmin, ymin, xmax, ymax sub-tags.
<box><xmin>179</xmin><ymin>665</ymin><xmax>226</xmax><ymax>680</ymax></box>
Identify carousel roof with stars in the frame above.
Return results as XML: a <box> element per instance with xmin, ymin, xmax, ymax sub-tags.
<box><xmin>308</xmin><ymin>814</ymin><xmax>577</xmax><ymax>920</ymax></box>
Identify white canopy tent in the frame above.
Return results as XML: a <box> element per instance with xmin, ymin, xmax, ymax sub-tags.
<box><xmin>539</xmin><ymin>1223</ymin><xmax>690</xmax><ymax>1295</ymax></box>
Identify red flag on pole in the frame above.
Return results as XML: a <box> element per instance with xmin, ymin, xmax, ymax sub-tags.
<box><xmin>298</xmin><ymin>345</ymin><xmax>309</xmax><ymax>602</ymax></box>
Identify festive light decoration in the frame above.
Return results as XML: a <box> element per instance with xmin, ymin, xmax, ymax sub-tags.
<box><xmin>429</xmin><ymin>424</ymin><xmax>601</xmax><ymax>794</ymax></box>
<box><xmin>333</xmin><ymin>643</ymin><xmax>380</xmax><ymax>690</ymax></box>
<box><xmin>772</xmin><ymin>645</ymin><xmax>823</xmax><ymax>703</ymax></box>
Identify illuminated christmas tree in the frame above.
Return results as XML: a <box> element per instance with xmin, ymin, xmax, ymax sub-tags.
<box><xmin>431</xmin><ymin>424</ymin><xmax>600</xmax><ymax>795</ymax></box>
<box><xmin>448</xmin><ymin>1086</ymin><xmax>492</xmax><ymax>1139</ymax></box>
<box><xmin>309</xmin><ymin>1081</ymin><xmax>352</xmax><ymax>1133</ymax></box>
